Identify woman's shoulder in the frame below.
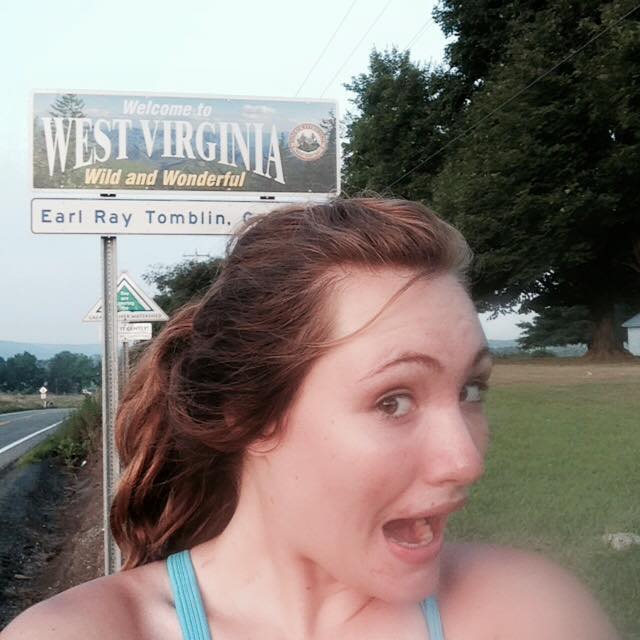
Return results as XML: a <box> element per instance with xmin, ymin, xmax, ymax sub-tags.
<box><xmin>2</xmin><ymin>559</ymin><xmax>177</xmax><ymax>640</ymax></box>
<box><xmin>440</xmin><ymin>542</ymin><xmax>619</xmax><ymax>639</ymax></box>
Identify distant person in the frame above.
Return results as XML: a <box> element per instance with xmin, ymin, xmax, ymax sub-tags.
<box><xmin>39</xmin><ymin>384</ymin><xmax>48</xmax><ymax>409</ymax></box>
<box><xmin>3</xmin><ymin>199</ymin><xmax>618</xmax><ymax>639</ymax></box>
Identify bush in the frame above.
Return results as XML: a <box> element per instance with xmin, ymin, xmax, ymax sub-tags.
<box><xmin>20</xmin><ymin>396</ymin><xmax>101</xmax><ymax>468</ymax></box>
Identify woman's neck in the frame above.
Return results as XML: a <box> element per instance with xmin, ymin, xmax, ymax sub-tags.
<box><xmin>191</xmin><ymin>477</ymin><xmax>380</xmax><ymax>639</ymax></box>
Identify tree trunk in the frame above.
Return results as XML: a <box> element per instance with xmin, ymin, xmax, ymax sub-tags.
<box><xmin>585</xmin><ymin>304</ymin><xmax>633</xmax><ymax>360</ymax></box>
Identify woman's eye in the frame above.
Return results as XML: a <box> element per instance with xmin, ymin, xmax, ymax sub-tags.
<box><xmin>460</xmin><ymin>382</ymin><xmax>488</xmax><ymax>403</ymax></box>
<box><xmin>376</xmin><ymin>394</ymin><xmax>414</xmax><ymax>419</ymax></box>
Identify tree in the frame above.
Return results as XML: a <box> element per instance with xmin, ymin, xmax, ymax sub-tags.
<box><xmin>433</xmin><ymin>1</ymin><xmax>546</xmax><ymax>91</ymax></box>
<box><xmin>341</xmin><ymin>4</ymin><xmax>544</xmax><ymax>199</ymax></box>
<box><xmin>342</xmin><ymin>49</ymin><xmax>447</xmax><ymax>201</ymax></box>
<box><xmin>432</xmin><ymin>1</ymin><xmax>640</xmax><ymax>358</ymax></box>
<box><xmin>144</xmin><ymin>258</ymin><xmax>225</xmax><ymax>317</ymax></box>
<box><xmin>3</xmin><ymin>352</ymin><xmax>45</xmax><ymax>392</ymax></box>
<box><xmin>518</xmin><ymin>303</ymin><xmax>635</xmax><ymax>351</ymax></box>
<box><xmin>0</xmin><ymin>357</ymin><xmax>6</xmax><ymax>391</ymax></box>
<box><xmin>343</xmin><ymin>1</ymin><xmax>640</xmax><ymax>359</ymax></box>
<box><xmin>47</xmin><ymin>351</ymin><xmax>99</xmax><ymax>394</ymax></box>
<box><xmin>517</xmin><ymin>306</ymin><xmax>592</xmax><ymax>349</ymax></box>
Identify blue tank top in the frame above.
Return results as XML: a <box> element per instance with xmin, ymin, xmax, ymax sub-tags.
<box><xmin>167</xmin><ymin>550</ymin><xmax>445</xmax><ymax>639</ymax></box>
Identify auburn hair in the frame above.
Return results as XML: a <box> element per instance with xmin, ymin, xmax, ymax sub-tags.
<box><xmin>110</xmin><ymin>198</ymin><xmax>473</xmax><ymax>568</ymax></box>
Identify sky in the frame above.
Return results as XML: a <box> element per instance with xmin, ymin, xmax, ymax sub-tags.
<box><xmin>0</xmin><ymin>0</ymin><xmax>533</xmax><ymax>345</ymax></box>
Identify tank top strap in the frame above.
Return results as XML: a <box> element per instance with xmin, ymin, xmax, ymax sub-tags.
<box><xmin>166</xmin><ymin>550</ymin><xmax>213</xmax><ymax>640</ymax></box>
<box><xmin>166</xmin><ymin>549</ymin><xmax>444</xmax><ymax>640</ymax></box>
<box><xmin>420</xmin><ymin>596</ymin><xmax>446</xmax><ymax>640</ymax></box>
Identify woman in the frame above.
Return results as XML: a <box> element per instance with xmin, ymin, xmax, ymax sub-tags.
<box><xmin>4</xmin><ymin>198</ymin><xmax>617</xmax><ymax>639</ymax></box>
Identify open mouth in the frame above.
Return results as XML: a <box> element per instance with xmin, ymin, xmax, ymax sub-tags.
<box><xmin>380</xmin><ymin>510</ymin><xmax>456</xmax><ymax>565</ymax></box>
<box><xmin>382</xmin><ymin>516</ymin><xmax>437</xmax><ymax>548</ymax></box>
<box><xmin>381</xmin><ymin>498</ymin><xmax>466</xmax><ymax>563</ymax></box>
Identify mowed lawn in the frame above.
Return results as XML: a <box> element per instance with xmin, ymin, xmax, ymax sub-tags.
<box><xmin>448</xmin><ymin>361</ymin><xmax>640</xmax><ymax>639</ymax></box>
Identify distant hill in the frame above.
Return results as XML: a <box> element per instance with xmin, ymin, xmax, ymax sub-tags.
<box><xmin>0</xmin><ymin>341</ymin><xmax>101</xmax><ymax>360</ymax></box>
<box><xmin>488</xmin><ymin>339</ymin><xmax>519</xmax><ymax>351</ymax></box>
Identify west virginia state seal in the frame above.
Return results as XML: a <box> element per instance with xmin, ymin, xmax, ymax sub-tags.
<box><xmin>288</xmin><ymin>123</ymin><xmax>328</xmax><ymax>162</ymax></box>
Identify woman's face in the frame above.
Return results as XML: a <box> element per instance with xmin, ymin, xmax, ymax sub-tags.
<box><xmin>250</xmin><ymin>268</ymin><xmax>492</xmax><ymax>602</ymax></box>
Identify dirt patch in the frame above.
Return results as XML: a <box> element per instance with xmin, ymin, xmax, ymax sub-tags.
<box><xmin>491</xmin><ymin>359</ymin><xmax>640</xmax><ymax>386</ymax></box>
<box><xmin>0</xmin><ymin>452</ymin><xmax>103</xmax><ymax>629</ymax></box>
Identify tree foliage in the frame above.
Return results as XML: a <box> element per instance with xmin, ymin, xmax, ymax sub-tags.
<box><xmin>144</xmin><ymin>258</ymin><xmax>225</xmax><ymax>317</ymax></box>
<box><xmin>433</xmin><ymin>1</ymin><xmax>640</xmax><ymax>356</ymax></box>
<box><xmin>0</xmin><ymin>352</ymin><xmax>44</xmax><ymax>392</ymax></box>
<box><xmin>0</xmin><ymin>350</ymin><xmax>99</xmax><ymax>393</ymax></box>
<box><xmin>47</xmin><ymin>351</ymin><xmax>99</xmax><ymax>394</ymax></box>
<box><xmin>518</xmin><ymin>303</ymin><xmax>635</xmax><ymax>350</ymax></box>
<box><xmin>343</xmin><ymin>50</ymin><xmax>433</xmax><ymax>199</ymax></box>
<box><xmin>517</xmin><ymin>306</ymin><xmax>593</xmax><ymax>349</ymax></box>
<box><xmin>343</xmin><ymin>1</ymin><xmax>640</xmax><ymax>357</ymax></box>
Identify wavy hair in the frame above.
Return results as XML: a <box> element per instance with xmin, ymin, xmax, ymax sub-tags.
<box><xmin>110</xmin><ymin>198</ymin><xmax>473</xmax><ymax>568</ymax></box>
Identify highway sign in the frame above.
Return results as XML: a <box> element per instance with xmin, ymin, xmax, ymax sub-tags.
<box><xmin>32</xmin><ymin>91</ymin><xmax>339</xmax><ymax>199</ymax></box>
<box><xmin>84</xmin><ymin>272</ymin><xmax>168</xmax><ymax>322</ymax></box>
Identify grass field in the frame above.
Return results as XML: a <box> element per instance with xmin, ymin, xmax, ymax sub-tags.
<box><xmin>0</xmin><ymin>393</ymin><xmax>85</xmax><ymax>414</ymax></box>
<box><xmin>448</xmin><ymin>360</ymin><xmax>640</xmax><ymax>639</ymax></box>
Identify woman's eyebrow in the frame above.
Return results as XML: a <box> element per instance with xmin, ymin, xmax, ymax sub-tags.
<box><xmin>359</xmin><ymin>352</ymin><xmax>443</xmax><ymax>382</ymax></box>
<box><xmin>360</xmin><ymin>345</ymin><xmax>492</xmax><ymax>382</ymax></box>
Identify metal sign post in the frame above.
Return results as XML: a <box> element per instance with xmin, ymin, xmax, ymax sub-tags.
<box><xmin>101</xmin><ymin>236</ymin><xmax>121</xmax><ymax>574</ymax></box>
<box><xmin>120</xmin><ymin>339</ymin><xmax>130</xmax><ymax>396</ymax></box>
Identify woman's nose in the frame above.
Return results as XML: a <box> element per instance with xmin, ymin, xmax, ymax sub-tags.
<box><xmin>420</xmin><ymin>407</ymin><xmax>486</xmax><ymax>487</ymax></box>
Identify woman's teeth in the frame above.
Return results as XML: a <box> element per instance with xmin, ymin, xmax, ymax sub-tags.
<box><xmin>383</xmin><ymin>517</ymin><xmax>435</xmax><ymax>548</ymax></box>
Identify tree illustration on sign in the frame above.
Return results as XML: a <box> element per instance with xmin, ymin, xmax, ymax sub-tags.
<box><xmin>49</xmin><ymin>93</ymin><xmax>86</xmax><ymax>118</ymax></box>
<box><xmin>41</xmin><ymin>93</ymin><xmax>89</xmax><ymax>188</ymax></box>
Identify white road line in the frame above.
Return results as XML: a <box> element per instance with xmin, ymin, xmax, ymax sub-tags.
<box><xmin>0</xmin><ymin>420</ymin><xmax>64</xmax><ymax>455</ymax></box>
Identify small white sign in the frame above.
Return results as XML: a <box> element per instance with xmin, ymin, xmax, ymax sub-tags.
<box><xmin>32</xmin><ymin>198</ymin><xmax>281</xmax><ymax>235</ymax></box>
<box><xmin>84</xmin><ymin>272</ymin><xmax>169</xmax><ymax>322</ymax></box>
<box><xmin>119</xmin><ymin>322</ymin><xmax>152</xmax><ymax>343</ymax></box>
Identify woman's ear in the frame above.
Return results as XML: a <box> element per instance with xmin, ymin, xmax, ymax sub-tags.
<box><xmin>245</xmin><ymin>422</ymin><xmax>281</xmax><ymax>456</ymax></box>
<box><xmin>223</xmin><ymin>403</ymin><xmax>281</xmax><ymax>457</ymax></box>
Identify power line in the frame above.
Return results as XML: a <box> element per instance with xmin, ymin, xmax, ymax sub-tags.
<box><xmin>319</xmin><ymin>0</ymin><xmax>394</xmax><ymax>98</ymax></box>
<box><xmin>385</xmin><ymin>3</ymin><xmax>640</xmax><ymax>191</ymax></box>
<box><xmin>295</xmin><ymin>0</ymin><xmax>359</xmax><ymax>97</ymax></box>
<box><xmin>404</xmin><ymin>16</ymin><xmax>433</xmax><ymax>51</ymax></box>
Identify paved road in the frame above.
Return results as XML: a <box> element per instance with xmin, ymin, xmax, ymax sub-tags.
<box><xmin>0</xmin><ymin>408</ymin><xmax>73</xmax><ymax>469</ymax></box>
